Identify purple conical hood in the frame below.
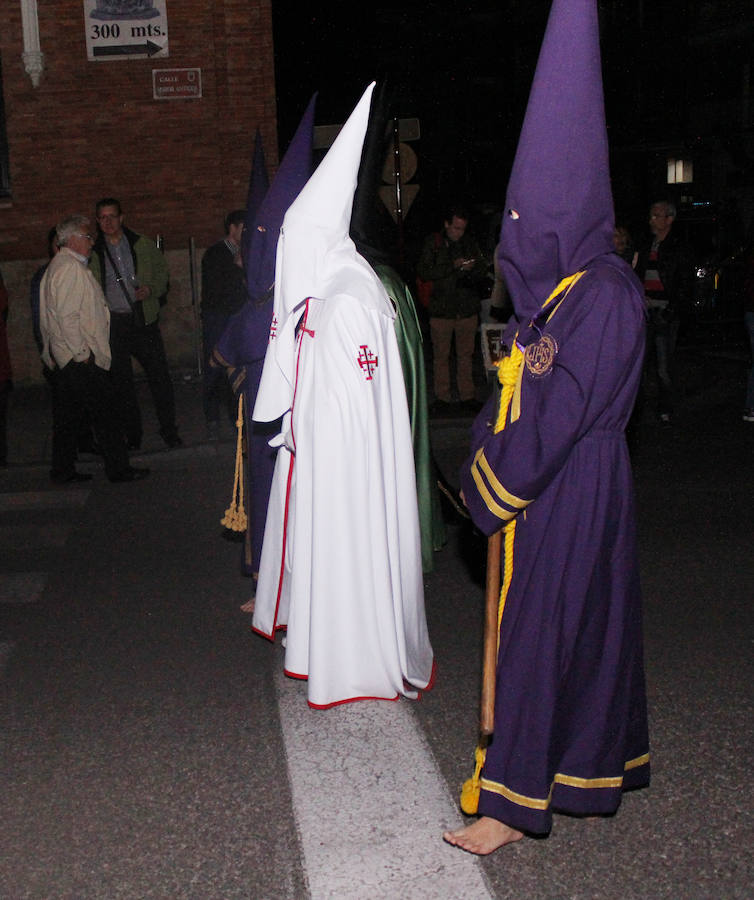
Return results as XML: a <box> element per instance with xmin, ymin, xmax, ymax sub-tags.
<box><xmin>498</xmin><ymin>0</ymin><xmax>614</xmax><ymax>324</ymax></box>
<box><xmin>245</xmin><ymin>94</ymin><xmax>317</xmax><ymax>302</ymax></box>
<box><xmin>241</xmin><ymin>130</ymin><xmax>270</xmax><ymax>270</ymax></box>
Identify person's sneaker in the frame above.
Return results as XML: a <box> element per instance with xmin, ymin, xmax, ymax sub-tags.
<box><xmin>659</xmin><ymin>413</ymin><xmax>672</xmax><ymax>424</ymax></box>
<box><xmin>742</xmin><ymin>409</ymin><xmax>754</xmax><ymax>423</ymax></box>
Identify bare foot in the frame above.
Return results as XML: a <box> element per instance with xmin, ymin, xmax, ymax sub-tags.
<box><xmin>443</xmin><ymin>817</ymin><xmax>523</xmax><ymax>855</ymax></box>
<box><xmin>239</xmin><ymin>597</ymin><xmax>255</xmax><ymax>613</ymax></box>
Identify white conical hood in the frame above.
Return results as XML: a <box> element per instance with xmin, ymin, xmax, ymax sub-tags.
<box><xmin>254</xmin><ymin>82</ymin><xmax>392</xmax><ymax>423</ymax></box>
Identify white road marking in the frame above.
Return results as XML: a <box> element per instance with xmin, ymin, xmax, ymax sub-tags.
<box><xmin>0</xmin><ymin>490</ymin><xmax>90</xmax><ymax>512</ymax></box>
<box><xmin>0</xmin><ymin>573</ymin><xmax>48</xmax><ymax>604</ymax></box>
<box><xmin>275</xmin><ymin>666</ymin><xmax>492</xmax><ymax>900</ymax></box>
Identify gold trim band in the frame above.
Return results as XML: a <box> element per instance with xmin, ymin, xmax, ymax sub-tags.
<box><xmin>480</xmin><ymin>753</ymin><xmax>650</xmax><ymax>811</ymax></box>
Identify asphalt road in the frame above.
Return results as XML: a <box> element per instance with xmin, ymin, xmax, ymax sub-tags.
<box><xmin>1</xmin><ymin>345</ymin><xmax>753</xmax><ymax>898</ymax></box>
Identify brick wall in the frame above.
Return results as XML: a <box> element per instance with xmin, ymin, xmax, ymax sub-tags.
<box><xmin>0</xmin><ymin>0</ymin><xmax>278</xmax><ymax>383</ymax></box>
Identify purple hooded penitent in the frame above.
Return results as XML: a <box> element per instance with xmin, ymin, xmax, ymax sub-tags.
<box><xmin>457</xmin><ymin>0</ymin><xmax>650</xmax><ymax>836</ymax></box>
<box><xmin>245</xmin><ymin>94</ymin><xmax>317</xmax><ymax>306</ymax></box>
<box><xmin>213</xmin><ymin>96</ymin><xmax>316</xmax><ymax>576</ymax></box>
<box><xmin>240</xmin><ymin>130</ymin><xmax>270</xmax><ymax>272</ymax></box>
<box><xmin>498</xmin><ymin>0</ymin><xmax>615</xmax><ymax>327</ymax></box>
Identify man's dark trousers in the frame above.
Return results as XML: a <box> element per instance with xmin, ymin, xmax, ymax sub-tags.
<box><xmin>51</xmin><ymin>359</ymin><xmax>129</xmax><ymax>480</ymax></box>
<box><xmin>109</xmin><ymin>312</ymin><xmax>178</xmax><ymax>447</ymax></box>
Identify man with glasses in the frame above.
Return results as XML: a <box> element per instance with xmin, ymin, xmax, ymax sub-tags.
<box><xmin>39</xmin><ymin>215</ymin><xmax>148</xmax><ymax>483</ymax></box>
<box><xmin>90</xmin><ymin>197</ymin><xmax>181</xmax><ymax>450</ymax></box>
<box><xmin>635</xmin><ymin>200</ymin><xmax>692</xmax><ymax>423</ymax></box>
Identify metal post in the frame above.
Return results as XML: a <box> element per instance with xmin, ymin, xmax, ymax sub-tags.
<box><xmin>188</xmin><ymin>236</ymin><xmax>202</xmax><ymax>376</ymax></box>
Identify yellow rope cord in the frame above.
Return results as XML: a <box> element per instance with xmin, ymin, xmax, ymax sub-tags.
<box><xmin>220</xmin><ymin>393</ymin><xmax>248</xmax><ymax>532</ymax></box>
<box><xmin>462</xmin><ymin>272</ymin><xmax>587</xmax><ymax>816</ymax></box>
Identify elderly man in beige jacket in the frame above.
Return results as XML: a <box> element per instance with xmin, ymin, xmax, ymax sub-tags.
<box><xmin>40</xmin><ymin>214</ymin><xmax>149</xmax><ymax>484</ymax></box>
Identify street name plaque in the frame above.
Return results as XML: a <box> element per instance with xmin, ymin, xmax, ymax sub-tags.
<box><xmin>152</xmin><ymin>67</ymin><xmax>201</xmax><ymax>100</ymax></box>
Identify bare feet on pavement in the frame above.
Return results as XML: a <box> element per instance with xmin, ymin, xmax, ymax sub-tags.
<box><xmin>239</xmin><ymin>597</ymin><xmax>255</xmax><ymax>613</ymax></box>
<box><xmin>443</xmin><ymin>816</ymin><xmax>524</xmax><ymax>855</ymax></box>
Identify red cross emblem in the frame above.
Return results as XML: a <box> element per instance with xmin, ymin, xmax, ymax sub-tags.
<box><xmin>358</xmin><ymin>344</ymin><xmax>379</xmax><ymax>381</ymax></box>
<box><xmin>269</xmin><ymin>315</ymin><xmax>278</xmax><ymax>341</ymax></box>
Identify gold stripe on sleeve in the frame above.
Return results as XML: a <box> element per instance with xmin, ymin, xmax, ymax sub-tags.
<box><xmin>474</xmin><ymin>448</ymin><xmax>530</xmax><ymax>509</ymax></box>
<box><xmin>624</xmin><ymin>753</ymin><xmax>650</xmax><ymax>770</ymax></box>
<box><xmin>471</xmin><ymin>461</ymin><xmax>517</xmax><ymax>522</ymax></box>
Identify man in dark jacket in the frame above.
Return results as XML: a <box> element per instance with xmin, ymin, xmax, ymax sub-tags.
<box><xmin>634</xmin><ymin>200</ymin><xmax>693</xmax><ymax>422</ymax></box>
<box><xmin>416</xmin><ymin>207</ymin><xmax>486</xmax><ymax>413</ymax></box>
<box><xmin>90</xmin><ymin>197</ymin><xmax>181</xmax><ymax>450</ymax></box>
<box><xmin>200</xmin><ymin>209</ymin><xmax>247</xmax><ymax>439</ymax></box>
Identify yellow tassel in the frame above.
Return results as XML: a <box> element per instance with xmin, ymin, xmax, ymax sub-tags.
<box><xmin>460</xmin><ymin>743</ymin><xmax>487</xmax><ymax>814</ymax></box>
<box><xmin>220</xmin><ymin>394</ymin><xmax>247</xmax><ymax>533</ymax></box>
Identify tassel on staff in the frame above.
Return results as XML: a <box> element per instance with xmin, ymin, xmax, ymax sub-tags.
<box><xmin>460</xmin><ymin>527</ymin><xmax>502</xmax><ymax>814</ymax></box>
<box><xmin>221</xmin><ymin>393</ymin><xmax>248</xmax><ymax>533</ymax></box>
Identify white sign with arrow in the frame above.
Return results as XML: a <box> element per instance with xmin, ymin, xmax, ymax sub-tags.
<box><xmin>84</xmin><ymin>0</ymin><xmax>168</xmax><ymax>62</ymax></box>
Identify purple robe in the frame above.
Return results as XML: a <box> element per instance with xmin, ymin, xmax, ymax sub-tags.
<box><xmin>458</xmin><ymin>0</ymin><xmax>650</xmax><ymax>832</ymax></box>
<box><xmin>461</xmin><ymin>255</ymin><xmax>649</xmax><ymax>834</ymax></box>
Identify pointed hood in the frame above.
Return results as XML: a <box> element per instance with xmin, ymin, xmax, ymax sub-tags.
<box><xmin>254</xmin><ymin>82</ymin><xmax>392</xmax><ymax>422</ymax></box>
<box><xmin>245</xmin><ymin>94</ymin><xmax>317</xmax><ymax>303</ymax></box>
<box><xmin>350</xmin><ymin>80</ymin><xmax>395</xmax><ymax>268</ymax></box>
<box><xmin>275</xmin><ymin>81</ymin><xmax>386</xmax><ymax>322</ymax></box>
<box><xmin>241</xmin><ymin>130</ymin><xmax>270</xmax><ymax>271</ymax></box>
<box><xmin>498</xmin><ymin>0</ymin><xmax>614</xmax><ymax>325</ymax></box>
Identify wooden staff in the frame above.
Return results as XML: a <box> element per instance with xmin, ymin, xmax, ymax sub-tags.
<box><xmin>480</xmin><ymin>528</ymin><xmax>503</xmax><ymax>735</ymax></box>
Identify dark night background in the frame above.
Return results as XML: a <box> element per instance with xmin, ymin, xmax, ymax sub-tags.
<box><xmin>271</xmin><ymin>0</ymin><xmax>754</xmax><ymax>267</ymax></box>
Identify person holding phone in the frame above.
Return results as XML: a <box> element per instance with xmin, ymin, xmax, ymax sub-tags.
<box><xmin>416</xmin><ymin>206</ymin><xmax>487</xmax><ymax>414</ymax></box>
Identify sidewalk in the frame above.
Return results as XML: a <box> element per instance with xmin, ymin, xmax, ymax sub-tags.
<box><xmin>3</xmin><ymin>370</ymin><xmax>240</xmax><ymax>473</ymax></box>
<box><xmin>4</xmin><ymin>342</ymin><xmax>749</xmax><ymax>478</ymax></box>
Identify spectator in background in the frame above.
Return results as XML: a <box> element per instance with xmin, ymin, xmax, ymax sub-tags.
<box><xmin>31</xmin><ymin>230</ymin><xmax>97</xmax><ymax>460</ymax></box>
<box><xmin>634</xmin><ymin>200</ymin><xmax>693</xmax><ymax>423</ymax></box>
<box><xmin>0</xmin><ymin>266</ymin><xmax>10</xmax><ymax>468</ymax></box>
<box><xmin>416</xmin><ymin>206</ymin><xmax>487</xmax><ymax>414</ymax></box>
<box><xmin>201</xmin><ymin>210</ymin><xmax>248</xmax><ymax>440</ymax></box>
<box><xmin>613</xmin><ymin>224</ymin><xmax>637</xmax><ymax>267</ymax></box>
<box><xmin>30</xmin><ymin>228</ymin><xmax>59</xmax><ymax>354</ymax></box>
<box><xmin>39</xmin><ymin>215</ymin><xmax>148</xmax><ymax>484</ymax></box>
<box><xmin>90</xmin><ymin>197</ymin><xmax>181</xmax><ymax>450</ymax></box>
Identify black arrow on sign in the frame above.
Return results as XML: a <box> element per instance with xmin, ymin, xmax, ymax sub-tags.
<box><xmin>93</xmin><ymin>40</ymin><xmax>163</xmax><ymax>58</ymax></box>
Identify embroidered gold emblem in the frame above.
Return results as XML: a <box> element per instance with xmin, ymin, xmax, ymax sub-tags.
<box><xmin>524</xmin><ymin>333</ymin><xmax>558</xmax><ymax>377</ymax></box>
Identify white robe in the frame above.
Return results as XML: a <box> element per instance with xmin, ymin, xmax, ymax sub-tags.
<box><xmin>252</xmin><ymin>291</ymin><xmax>434</xmax><ymax>708</ymax></box>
